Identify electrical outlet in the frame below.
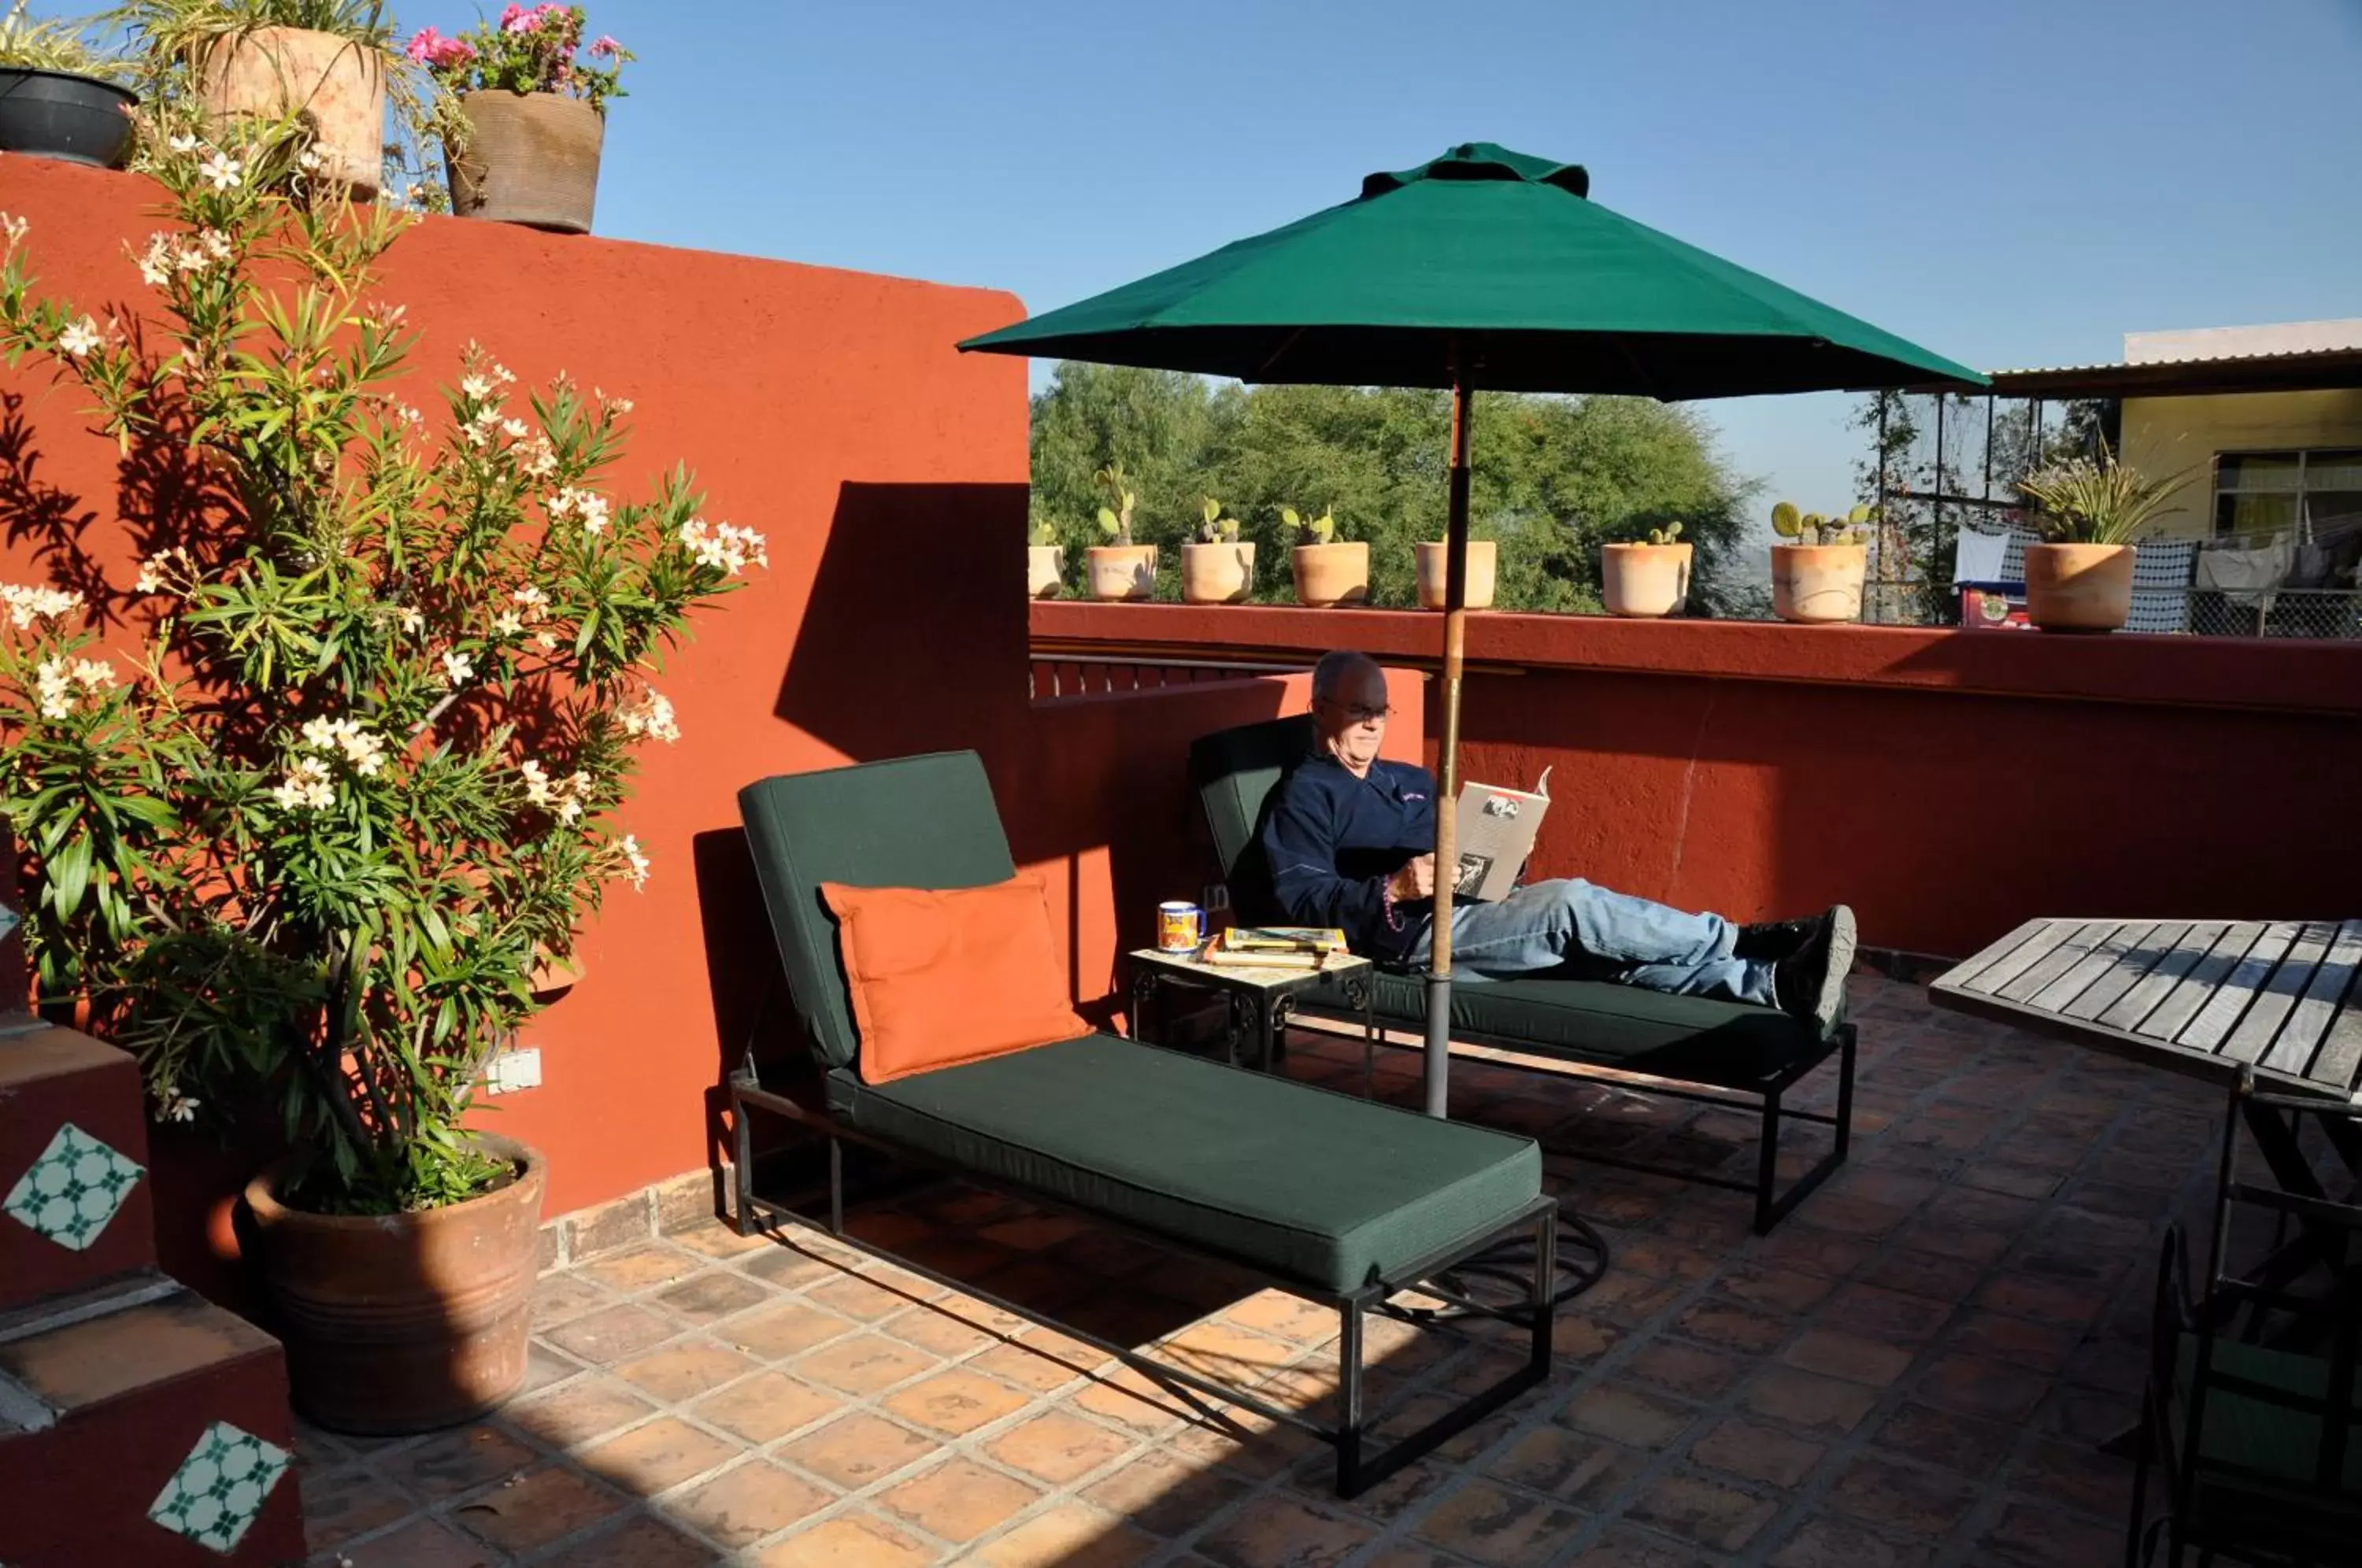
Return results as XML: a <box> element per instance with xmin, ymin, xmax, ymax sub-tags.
<box><xmin>484</xmin><ymin>1047</ymin><xmax>542</xmax><ymax>1094</ymax></box>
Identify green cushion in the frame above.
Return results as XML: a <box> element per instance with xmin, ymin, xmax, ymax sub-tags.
<box><xmin>1303</xmin><ymin>967</ymin><xmax>1830</xmax><ymax>1086</ymax></box>
<box><xmin>2175</xmin><ymin>1336</ymin><xmax>2362</xmax><ymax>1492</ymax></box>
<box><xmin>827</xmin><ymin>1032</ymin><xmax>1542</xmax><ymax>1294</ymax></box>
<box><xmin>1189</xmin><ymin>714</ymin><xmax>1315</xmax><ymax>922</ymax></box>
<box><xmin>739</xmin><ymin>753</ymin><xmax>1020</xmax><ymax>1071</ymax></box>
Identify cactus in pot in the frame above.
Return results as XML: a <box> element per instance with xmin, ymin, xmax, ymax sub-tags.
<box><xmin>1084</xmin><ymin>461</ymin><xmax>1154</xmax><ymax>600</ymax></box>
<box><xmin>1768</xmin><ymin>501</ymin><xmax>1871</xmax><ymax>623</ymax></box>
<box><xmin>1282</xmin><ymin>506</ymin><xmax>1366</xmax><ymax>608</ymax></box>
<box><xmin>1180</xmin><ymin>496</ymin><xmax>1253</xmax><ymax>605</ymax></box>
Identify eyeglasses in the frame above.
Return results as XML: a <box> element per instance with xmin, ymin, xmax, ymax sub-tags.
<box><xmin>1316</xmin><ymin>697</ymin><xmax>1394</xmax><ymax>725</ymax></box>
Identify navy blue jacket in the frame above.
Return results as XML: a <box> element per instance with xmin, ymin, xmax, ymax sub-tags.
<box><xmin>1260</xmin><ymin>752</ymin><xmax>1437</xmax><ymax>962</ymax></box>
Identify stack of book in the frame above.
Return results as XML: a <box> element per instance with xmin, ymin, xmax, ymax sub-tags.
<box><xmin>1198</xmin><ymin>926</ymin><xmax>1352</xmax><ymax>971</ymax></box>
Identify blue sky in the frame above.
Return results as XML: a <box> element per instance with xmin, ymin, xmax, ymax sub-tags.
<box><xmin>66</xmin><ymin>0</ymin><xmax>2362</xmax><ymax>516</ymax></box>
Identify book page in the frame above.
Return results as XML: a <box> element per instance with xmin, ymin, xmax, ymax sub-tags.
<box><xmin>1452</xmin><ymin>781</ymin><xmax>1549</xmax><ymax>903</ymax></box>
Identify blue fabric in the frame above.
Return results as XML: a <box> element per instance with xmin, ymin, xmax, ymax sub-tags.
<box><xmin>1411</xmin><ymin>879</ymin><xmax>1775</xmax><ymax>1005</ymax></box>
<box><xmin>1260</xmin><ymin>752</ymin><xmax>1438</xmax><ymax>962</ymax></box>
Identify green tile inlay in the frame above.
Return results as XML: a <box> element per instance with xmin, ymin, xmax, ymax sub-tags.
<box><xmin>2</xmin><ymin>1122</ymin><xmax>143</xmax><ymax>1252</ymax></box>
<box><xmin>147</xmin><ymin>1420</ymin><xmax>291</xmax><ymax>1555</ymax></box>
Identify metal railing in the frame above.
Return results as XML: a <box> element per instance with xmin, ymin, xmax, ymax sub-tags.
<box><xmin>1854</xmin><ymin>584</ymin><xmax>2362</xmax><ymax>639</ymax></box>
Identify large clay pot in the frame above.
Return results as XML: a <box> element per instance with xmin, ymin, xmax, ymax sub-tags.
<box><xmin>1027</xmin><ymin>544</ymin><xmax>1064</xmax><ymax>599</ymax></box>
<box><xmin>1416</xmin><ymin>540</ymin><xmax>1496</xmax><ymax>611</ymax></box>
<box><xmin>243</xmin><ymin>1133</ymin><xmax>545</xmax><ymax>1433</ymax></box>
<box><xmin>1180</xmin><ymin>541</ymin><xmax>1256</xmax><ymax>605</ymax></box>
<box><xmin>1291</xmin><ymin>542</ymin><xmax>1369</xmax><ymax>608</ymax></box>
<box><xmin>1771</xmin><ymin>543</ymin><xmax>1868</xmax><ymax>624</ymax></box>
<box><xmin>1601</xmin><ymin>542</ymin><xmax>1690</xmax><ymax>618</ymax></box>
<box><xmin>0</xmin><ymin>68</ymin><xmax>137</xmax><ymax>169</ymax></box>
<box><xmin>201</xmin><ymin>27</ymin><xmax>386</xmax><ymax>197</ymax></box>
<box><xmin>2024</xmin><ymin>542</ymin><xmax>2134</xmax><ymax>632</ymax></box>
<box><xmin>448</xmin><ymin>91</ymin><xmax>604</xmax><ymax>234</ymax></box>
<box><xmin>1086</xmin><ymin>544</ymin><xmax>1157</xmax><ymax>601</ymax></box>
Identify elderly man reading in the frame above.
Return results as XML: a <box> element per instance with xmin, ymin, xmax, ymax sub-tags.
<box><xmin>1261</xmin><ymin>651</ymin><xmax>1856</xmax><ymax>1034</ymax></box>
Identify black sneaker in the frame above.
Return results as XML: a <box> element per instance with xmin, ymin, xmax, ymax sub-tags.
<box><xmin>1772</xmin><ymin>906</ymin><xmax>1857</xmax><ymax>1035</ymax></box>
<box><xmin>1734</xmin><ymin>916</ymin><xmax>1819</xmax><ymax>961</ymax></box>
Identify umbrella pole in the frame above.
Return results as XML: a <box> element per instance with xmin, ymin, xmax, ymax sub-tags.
<box><xmin>1425</xmin><ymin>379</ymin><xmax>1474</xmax><ymax>1119</ymax></box>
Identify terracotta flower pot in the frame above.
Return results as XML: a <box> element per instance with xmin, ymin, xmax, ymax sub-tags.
<box><xmin>1291</xmin><ymin>542</ymin><xmax>1369</xmax><ymax>608</ymax></box>
<box><xmin>2024</xmin><ymin>542</ymin><xmax>2134</xmax><ymax>632</ymax></box>
<box><xmin>1180</xmin><ymin>541</ymin><xmax>1256</xmax><ymax>604</ymax></box>
<box><xmin>1770</xmin><ymin>543</ymin><xmax>1868</xmax><ymax>624</ymax></box>
<box><xmin>1416</xmin><ymin>540</ymin><xmax>1496</xmax><ymax>611</ymax></box>
<box><xmin>448</xmin><ymin>91</ymin><xmax>604</xmax><ymax>234</ymax></box>
<box><xmin>1027</xmin><ymin>544</ymin><xmax>1064</xmax><ymax>599</ymax></box>
<box><xmin>201</xmin><ymin>26</ymin><xmax>386</xmax><ymax>198</ymax></box>
<box><xmin>1086</xmin><ymin>544</ymin><xmax>1157</xmax><ymax>601</ymax></box>
<box><xmin>243</xmin><ymin>1133</ymin><xmax>545</xmax><ymax>1434</ymax></box>
<box><xmin>1601</xmin><ymin>542</ymin><xmax>1690</xmax><ymax>618</ymax></box>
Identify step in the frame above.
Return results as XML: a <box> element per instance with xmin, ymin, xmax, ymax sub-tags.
<box><xmin>0</xmin><ymin>1021</ymin><xmax>157</xmax><ymax>1314</ymax></box>
<box><xmin>0</xmin><ymin>1273</ymin><xmax>305</xmax><ymax>1567</ymax></box>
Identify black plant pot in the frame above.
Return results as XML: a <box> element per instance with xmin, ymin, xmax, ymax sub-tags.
<box><xmin>0</xmin><ymin>68</ymin><xmax>137</xmax><ymax>170</ymax></box>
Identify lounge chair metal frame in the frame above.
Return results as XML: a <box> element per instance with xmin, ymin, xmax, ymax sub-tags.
<box><xmin>727</xmin><ymin>1056</ymin><xmax>1558</xmax><ymax>1499</ymax></box>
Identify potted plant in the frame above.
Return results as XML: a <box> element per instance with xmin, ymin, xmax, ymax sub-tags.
<box><xmin>2016</xmin><ymin>449</ymin><xmax>2185</xmax><ymax>632</ymax></box>
<box><xmin>0</xmin><ymin>105</ymin><xmax>757</xmax><ymax>1433</ymax></box>
<box><xmin>0</xmin><ymin>3</ymin><xmax>138</xmax><ymax>169</ymax></box>
<box><xmin>1768</xmin><ymin>501</ymin><xmax>1871</xmax><ymax>624</ymax></box>
<box><xmin>409</xmin><ymin>5</ymin><xmax>628</xmax><ymax>234</ymax></box>
<box><xmin>1415</xmin><ymin>536</ymin><xmax>1494</xmax><ymax>611</ymax></box>
<box><xmin>1283</xmin><ymin>506</ymin><xmax>1366</xmax><ymax>607</ymax></box>
<box><xmin>1601</xmin><ymin>523</ymin><xmax>1690</xmax><ymax>618</ymax></box>
<box><xmin>1026</xmin><ymin>516</ymin><xmax>1064</xmax><ymax>599</ymax></box>
<box><xmin>108</xmin><ymin>0</ymin><xmax>415</xmax><ymax>198</ymax></box>
<box><xmin>1181</xmin><ymin>497</ymin><xmax>1253</xmax><ymax>605</ymax></box>
<box><xmin>1086</xmin><ymin>461</ymin><xmax>1156</xmax><ymax>601</ymax></box>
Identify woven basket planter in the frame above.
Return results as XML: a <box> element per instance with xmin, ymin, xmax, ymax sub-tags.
<box><xmin>447</xmin><ymin>91</ymin><xmax>603</xmax><ymax>234</ymax></box>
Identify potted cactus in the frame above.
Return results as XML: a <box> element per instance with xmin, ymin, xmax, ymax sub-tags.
<box><xmin>1283</xmin><ymin>506</ymin><xmax>1367</xmax><ymax>608</ymax></box>
<box><xmin>1601</xmin><ymin>523</ymin><xmax>1690</xmax><ymax>618</ymax></box>
<box><xmin>0</xmin><ymin>4</ymin><xmax>137</xmax><ymax>169</ymax></box>
<box><xmin>1027</xmin><ymin>517</ymin><xmax>1064</xmax><ymax>600</ymax></box>
<box><xmin>1084</xmin><ymin>462</ymin><xmax>1157</xmax><ymax>601</ymax></box>
<box><xmin>1181</xmin><ymin>497</ymin><xmax>1254</xmax><ymax>605</ymax></box>
<box><xmin>1768</xmin><ymin>501</ymin><xmax>1871</xmax><ymax>624</ymax></box>
<box><xmin>1416</xmin><ymin>534</ymin><xmax>1495</xmax><ymax>611</ymax></box>
<box><xmin>2016</xmin><ymin>449</ymin><xmax>2185</xmax><ymax>632</ymax></box>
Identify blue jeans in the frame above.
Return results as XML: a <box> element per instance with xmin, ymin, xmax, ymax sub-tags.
<box><xmin>1405</xmin><ymin>878</ymin><xmax>1774</xmax><ymax>1005</ymax></box>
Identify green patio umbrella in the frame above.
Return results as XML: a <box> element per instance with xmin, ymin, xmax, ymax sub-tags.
<box><xmin>962</xmin><ymin>142</ymin><xmax>1985</xmax><ymax>1118</ymax></box>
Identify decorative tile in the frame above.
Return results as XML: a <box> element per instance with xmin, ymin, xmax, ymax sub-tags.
<box><xmin>147</xmin><ymin>1420</ymin><xmax>292</xmax><ymax>1555</ymax></box>
<box><xmin>5</xmin><ymin>1122</ymin><xmax>143</xmax><ymax>1251</ymax></box>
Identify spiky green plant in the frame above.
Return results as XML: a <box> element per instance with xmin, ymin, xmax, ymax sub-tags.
<box><xmin>1195</xmin><ymin>497</ymin><xmax>1239</xmax><ymax>545</ymax></box>
<box><xmin>1279</xmin><ymin>505</ymin><xmax>1338</xmax><ymax>545</ymax></box>
<box><xmin>2016</xmin><ymin>448</ymin><xmax>2189</xmax><ymax>546</ymax></box>
<box><xmin>1094</xmin><ymin>462</ymin><xmax>1136</xmax><ymax>547</ymax></box>
<box><xmin>0</xmin><ymin>2</ymin><xmax>129</xmax><ymax>79</ymax></box>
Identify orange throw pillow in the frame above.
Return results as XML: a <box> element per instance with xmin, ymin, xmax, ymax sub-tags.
<box><xmin>820</xmin><ymin>876</ymin><xmax>1093</xmax><ymax>1085</ymax></box>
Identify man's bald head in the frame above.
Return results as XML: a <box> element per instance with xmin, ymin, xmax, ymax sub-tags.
<box><xmin>1309</xmin><ymin>650</ymin><xmax>1391</xmax><ymax>775</ymax></box>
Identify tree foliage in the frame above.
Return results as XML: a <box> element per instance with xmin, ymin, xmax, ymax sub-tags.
<box><xmin>1028</xmin><ymin>363</ymin><xmax>1758</xmax><ymax>613</ymax></box>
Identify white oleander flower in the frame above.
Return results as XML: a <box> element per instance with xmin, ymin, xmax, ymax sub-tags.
<box><xmin>57</xmin><ymin>316</ymin><xmax>102</xmax><ymax>358</ymax></box>
<box><xmin>618</xmin><ymin>833</ymin><xmax>650</xmax><ymax>890</ymax></box>
<box><xmin>533</xmin><ymin>631</ymin><xmax>559</xmax><ymax>653</ymax></box>
<box><xmin>163</xmin><ymin>1093</ymin><xmax>201</xmax><ymax>1122</ymax></box>
<box><xmin>272</xmin><ymin>756</ymin><xmax>335</xmax><ymax>811</ymax></box>
<box><xmin>167</xmin><ymin>133</ymin><xmax>199</xmax><ymax>155</ymax></box>
<box><xmin>199</xmin><ymin>151</ymin><xmax>243</xmax><ymax>190</ymax></box>
<box><xmin>0</xmin><ymin>213</ymin><xmax>25</xmax><ymax>247</ymax></box>
<box><xmin>69</xmin><ymin>657</ymin><xmax>116</xmax><ymax>692</ymax></box>
<box><xmin>519</xmin><ymin>758</ymin><xmax>554</xmax><ymax>805</ymax></box>
<box><xmin>493</xmin><ymin>610</ymin><xmax>524</xmax><ymax>636</ymax></box>
<box><xmin>1</xmin><ymin>582</ymin><xmax>84</xmax><ymax>627</ymax></box>
<box><xmin>509</xmin><ymin>584</ymin><xmax>547</xmax><ymax>620</ymax></box>
<box><xmin>34</xmin><ymin>656</ymin><xmax>72</xmax><ymax>719</ymax></box>
<box><xmin>500</xmin><ymin>418</ymin><xmax>529</xmax><ymax>441</ymax></box>
<box><xmin>440</xmin><ymin>650</ymin><xmax>474</xmax><ymax>685</ymax></box>
<box><xmin>617</xmin><ymin>688</ymin><xmax>679</xmax><ymax>743</ymax></box>
<box><xmin>459</xmin><ymin>374</ymin><xmax>494</xmax><ymax>401</ymax></box>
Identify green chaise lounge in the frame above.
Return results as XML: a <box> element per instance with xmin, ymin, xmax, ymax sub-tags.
<box><xmin>730</xmin><ymin>749</ymin><xmax>1560</xmax><ymax>1496</ymax></box>
<box><xmin>1190</xmin><ymin>715</ymin><xmax>1855</xmax><ymax>1233</ymax></box>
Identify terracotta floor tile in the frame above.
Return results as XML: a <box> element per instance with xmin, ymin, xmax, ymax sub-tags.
<box><xmin>299</xmin><ymin>1463</ymin><xmax>417</xmax><ymax>1551</ymax></box>
<box><xmin>1779</xmin><ymin>1327</ymin><xmax>1917</xmax><ymax>1388</ymax></box>
<box><xmin>1485</xmin><ymin>1424</ymin><xmax>1646</xmax><ymax>1508</ymax></box>
<box><xmin>973</xmin><ymin>1501</ymin><xmax>1157</xmax><ymax>1567</ymax></box>
<box><xmin>1914</xmin><ymin>1351</ymin><xmax>2052</xmax><ymax>1423</ymax></box>
<box><xmin>1768</xmin><ymin>1514</ymin><xmax>1941</xmax><ymax>1567</ymax></box>
<box><xmin>984</xmin><ymin>1409</ymin><xmax>1135</xmax><ymax>1483</ymax></box>
<box><xmin>1082</xmin><ymin>1448</ymin><xmax>1251</xmax><ymax>1538</ymax></box>
<box><xmin>452</xmin><ymin>1463</ymin><xmax>626</xmax><ymax>1554</ymax></box>
<box><xmin>778</xmin><ymin>1412</ymin><xmax>939</xmax><ymax>1488</ymax></box>
<box><xmin>1195</xmin><ymin>1492</ymin><xmax>1376</xmax><ymax>1568</ymax></box>
<box><xmin>687</xmin><ymin>1369</ymin><xmax>842</xmax><ymax>1445</ymax></box>
<box><xmin>1672</xmin><ymin>1296</ymin><xmax>1796</xmax><ymax>1355</ymax></box>
<box><xmin>545</xmin><ymin>1304</ymin><xmax>683</xmax><ymax>1366</ymax></box>
<box><xmin>1623</xmin><ymin>1469</ymin><xmax>1779</xmax><ymax>1554</ymax></box>
<box><xmin>1825</xmin><ymin>1455</ymin><xmax>1981</xmax><ymax>1536</ymax></box>
<box><xmin>1560</xmin><ymin>1381</ymin><xmax>1700</xmax><ymax>1450</ymax></box>
<box><xmin>317</xmin><ymin>1515</ymin><xmax>496</xmax><ymax>1568</ymax></box>
<box><xmin>1223</xmin><ymin>1289</ymin><xmax>1339</xmax><ymax>1344</ymax></box>
<box><xmin>968</xmin><ymin>1334</ymin><xmax>1101</xmax><ymax>1391</ymax></box>
<box><xmin>668</xmin><ymin>1220</ymin><xmax>776</xmax><ymax>1260</ymax></box>
<box><xmin>791</xmin><ymin>1331</ymin><xmax>939</xmax><ymax>1396</ymax></box>
<box><xmin>805</xmin><ymin>1269</ymin><xmax>933</xmax><ymax>1322</ymax></box>
<box><xmin>503</xmin><ymin>1376</ymin><xmax>661</xmax><ymax>1449</ymax></box>
<box><xmin>1972</xmin><ymin>1500</ymin><xmax>2124</xmax><ymax>1566</ymax></box>
<box><xmin>535</xmin><ymin>1511</ymin><xmax>727</xmax><ymax>1567</ymax></box>
<box><xmin>577</xmin><ymin>1415</ymin><xmax>742</xmax><ymax>1495</ymax></box>
<box><xmin>653</xmin><ymin>1270</ymin><xmax>775</xmax><ymax>1326</ymax></box>
<box><xmin>1069</xmin><ymin>1366</ymin><xmax>1191</xmax><ymax>1434</ymax></box>
<box><xmin>1738</xmin><ymin>1366</ymin><xmax>1880</xmax><ymax>1436</ymax></box>
<box><xmin>1572</xmin><ymin>1525</ymin><xmax>1721</xmax><ymax>1567</ymax></box>
<box><xmin>879</xmin><ymin>1366</ymin><xmax>1034</xmax><ymax>1436</ymax></box>
<box><xmin>616</xmin><ymin>1340</ymin><xmax>762</xmax><ymax>1403</ymax></box>
<box><xmin>384</xmin><ymin>1422</ymin><xmax>539</xmax><ymax>1499</ymax></box>
<box><xmin>720</xmin><ymin>1299</ymin><xmax>861</xmax><ymax>1360</ymax></box>
<box><xmin>1690</xmin><ymin>1415</ymin><xmax>1827</xmax><ymax>1488</ymax></box>
<box><xmin>535</xmin><ymin>1271</ymin><xmax>621</xmax><ymax>1331</ymax></box>
<box><xmin>662</xmin><ymin>1459</ymin><xmax>835</xmax><ymax>1549</ymax></box>
<box><xmin>875</xmin><ymin>1455</ymin><xmax>1045</xmax><ymax>1543</ymax></box>
<box><xmin>753</xmin><ymin>1511</ymin><xmax>936</xmax><ymax>1567</ymax></box>
<box><xmin>579</xmin><ymin>1244</ymin><xmax>707</xmax><ymax>1294</ymax></box>
<box><xmin>1869</xmin><ymin>1402</ymin><xmax>2020</xmax><ymax>1476</ymax></box>
<box><xmin>1413</xmin><ymin>1477</ymin><xmax>1586</xmax><ymax>1568</ymax></box>
<box><xmin>879</xmin><ymin>1304</ymin><xmax>1004</xmax><ymax>1357</ymax></box>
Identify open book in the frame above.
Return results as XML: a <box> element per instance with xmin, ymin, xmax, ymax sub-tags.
<box><xmin>1450</xmin><ymin>767</ymin><xmax>1550</xmax><ymax>904</ymax></box>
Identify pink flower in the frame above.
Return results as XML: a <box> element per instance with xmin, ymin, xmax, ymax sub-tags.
<box><xmin>403</xmin><ymin>25</ymin><xmax>445</xmax><ymax>63</ymax></box>
<box><xmin>588</xmin><ymin>34</ymin><xmax>622</xmax><ymax>57</ymax></box>
<box><xmin>430</xmin><ymin>38</ymin><xmax>476</xmax><ymax>68</ymax></box>
<box><xmin>498</xmin><ymin>4</ymin><xmax>525</xmax><ymax>25</ymax></box>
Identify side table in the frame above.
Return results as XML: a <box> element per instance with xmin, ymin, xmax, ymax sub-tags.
<box><xmin>1127</xmin><ymin>946</ymin><xmax>1376</xmax><ymax>1082</ymax></box>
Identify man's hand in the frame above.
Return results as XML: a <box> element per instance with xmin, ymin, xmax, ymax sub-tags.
<box><xmin>1389</xmin><ymin>854</ymin><xmax>1435</xmax><ymax>901</ymax></box>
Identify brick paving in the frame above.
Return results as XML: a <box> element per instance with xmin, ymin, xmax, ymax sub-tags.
<box><xmin>296</xmin><ymin>973</ymin><xmax>2231</xmax><ymax>1566</ymax></box>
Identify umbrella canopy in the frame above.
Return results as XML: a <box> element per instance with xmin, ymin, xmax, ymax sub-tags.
<box><xmin>962</xmin><ymin>143</ymin><xmax>1984</xmax><ymax>1122</ymax></box>
<box><xmin>960</xmin><ymin>142</ymin><xmax>1984</xmax><ymax>397</ymax></box>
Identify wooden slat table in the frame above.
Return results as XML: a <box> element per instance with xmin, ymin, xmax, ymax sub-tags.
<box><xmin>1931</xmin><ymin>916</ymin><xmax>2362</xmax><ymax>1100</ymax></box>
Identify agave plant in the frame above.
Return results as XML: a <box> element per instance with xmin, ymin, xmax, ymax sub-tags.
<box><xmin>2016</xmin><ymin>449</ymin><xmax>2188</xmax><ymax>546</ymax></box>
